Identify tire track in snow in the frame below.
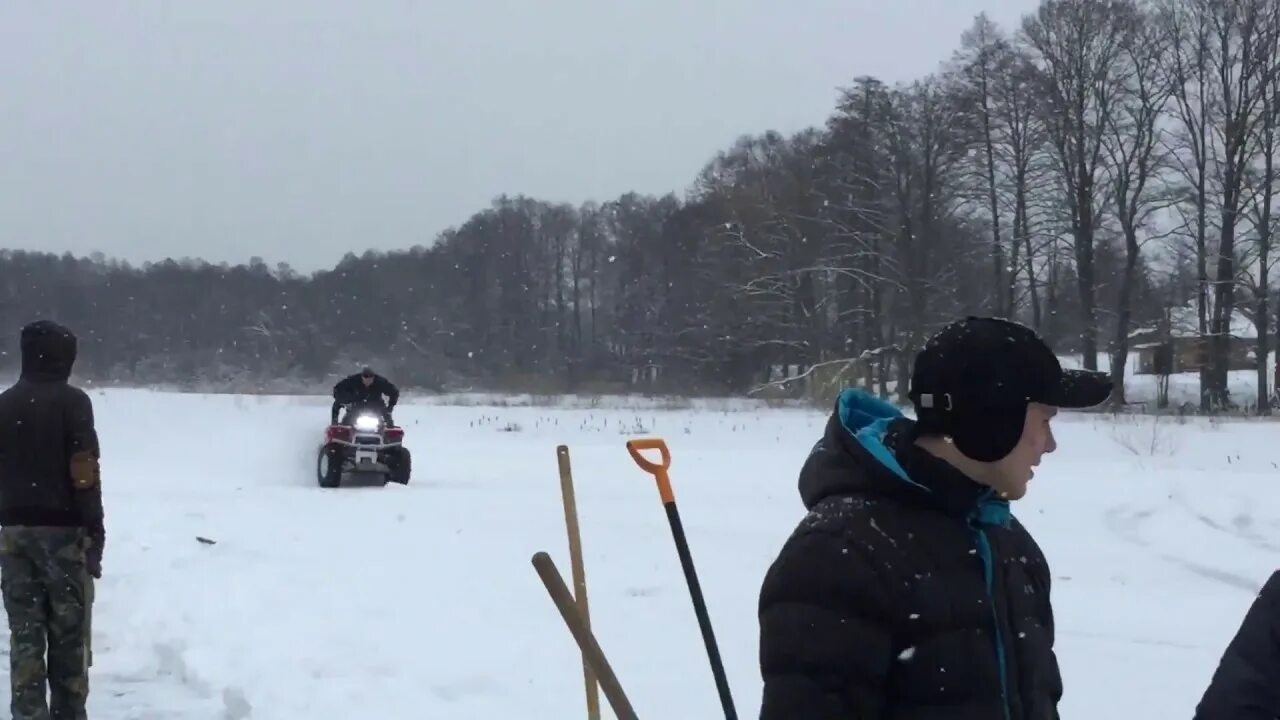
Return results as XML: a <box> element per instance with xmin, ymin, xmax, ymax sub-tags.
<box><xmin>1102</xmin><ymin>502</ymin><xmax>1261</xmax><ymax>593</ymax></box>
<box><xmin>1102</xmin><ymin>504</ymin><xmax>1153</xmax><ymax>547</ymax></box>
<box><xmin>1168</xmin><ymin>483</ymin><xmax>1280</xmax><ymax>554</ymax></box>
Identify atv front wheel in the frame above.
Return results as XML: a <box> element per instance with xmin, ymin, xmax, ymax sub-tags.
<box><xmin>317</xmin><ymin>444</ymin><xmax>344</xmax><ymax>488</ymax></box>
<box><xmin>387</xmin><ymin>447</ymin><xmax>411</xmax><ymax>485</ymax></box>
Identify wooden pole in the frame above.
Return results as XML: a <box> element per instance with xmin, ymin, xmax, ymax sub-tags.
<box><xmin>533</xmin><ymin>552</ymin><xmax>638</xmax><ymax>720</ymax></box>
<box><xmin>557</xmin><ymin>445</ymin><xmax>600</xmax><ymax>720</ymax></box>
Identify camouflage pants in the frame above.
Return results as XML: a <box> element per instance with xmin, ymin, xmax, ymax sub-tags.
<box><xmin>0</xmin><ymin>526</ymin><xmax>92</xmax><ymax>720</ymax></box>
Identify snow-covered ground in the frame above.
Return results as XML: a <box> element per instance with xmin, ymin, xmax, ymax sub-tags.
<box><xmin>2</xmin><ymin>388</ymin><xmax>1276</xmax><ymax>718</ymax></box>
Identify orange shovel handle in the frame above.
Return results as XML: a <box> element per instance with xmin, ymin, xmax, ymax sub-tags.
<box><xmin>626</xmin><ymin>438</ymin><xmax>674</xmax><ymax>504</ymax></box>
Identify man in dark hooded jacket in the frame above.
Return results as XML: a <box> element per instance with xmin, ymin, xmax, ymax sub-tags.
<box><xmin>1192</xmin><ymin>569</ymin><xmax>1280</xmax><ymax>719</ymax></box>
<box><xmin>757</xmin><ymin>317</ymin><xmax>1112</xmax><ymax>720</ymax></box>
<box><xmin>331</xmin><ymin>366</ymin><xmax>399</xmax><ymax>426</ymax></box>
<box><xmin>0</xmin><ymin>320</ymin><xmax>103</xmax><ymax>720</ymax></box>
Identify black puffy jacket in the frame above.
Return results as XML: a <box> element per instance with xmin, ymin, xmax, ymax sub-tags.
<box><xmin>1193</xmin><ymin>569</ymin><xmax>1280</xmax><ymax>719</ymax></box>
<box><xmin>0</xmin><ymin>321</ymin><xmax>103</xmax><ymax>541</ymax></box>
<box><xmin>758</xmin><ymin>389</ymin><xmax>1062</xmax><ymax>720</ymax></box>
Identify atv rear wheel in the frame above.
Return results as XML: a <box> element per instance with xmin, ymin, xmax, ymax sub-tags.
<box><xmin>317</xmin><ymin>444</ymin><xmax>344</xmax><ymax>488</ymax></box>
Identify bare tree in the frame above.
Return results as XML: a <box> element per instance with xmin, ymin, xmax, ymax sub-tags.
<box><xmin>990</xmin><ymin>44</ymin><xmax>1056</xmax><ymax>329</ymax></box>
<box><xmin>950</xmin><ymin>18</ymin><xmax>1060</xmax><ymax>330</ymax></box>
<box><xmin>1102</xmin><ymin>2</ymin><xmax>1178</xmax><ymax>405</ymax></box>
<box><xmin>1237</xmin><ymin>9</ymin><xmax>1280</xmax><ymax>412</ymax></box>
<box><xmin>1022</xmin><ymin>0</ymin><xmax>1134</xmax><ymax>371</ymax></box>
<box><xmin>881</xmin><ymin>76</ymin><xmax>975</xmax><ymax>401</ymax></box>
<box><xmin>1211</xmin><ymin>0</ymin><xmax>1279</xmax><ymax>408</ymax></box>
<box><xmin>819</xmin><ymin>77</ymin><xmax>899</xmax><ymax>395</ymax></box>
<box><xmin>1159</xmin><ymin>0</ymin><xmax>1214</xmax><ymax>407</ymax></box>
<box><xmin>1162</xmin><ymin>0</ymin><xmax>1280</xmax><ymax>408</ymax></box>
<box><xmin>952</xmin><ymin>13</ymin><xmax>1013</xmax><ymax>315</ymax></box>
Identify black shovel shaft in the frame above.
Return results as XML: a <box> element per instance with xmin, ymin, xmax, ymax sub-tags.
<box><xmin>663</xmin><ymin>501</ymin><xmax>737</xmax><ymax>720</ymax></box>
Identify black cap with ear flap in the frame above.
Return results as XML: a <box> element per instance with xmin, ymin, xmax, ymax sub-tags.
<box><xmin>909</xmin><ymin>316</ymin><xmax>1113</xmax><ymax>462</ymax></box>
<box><xmin>914</xmin><ymin>387</ymin><xmax>1029</xmax><ymax>463</ymax></box>
<box><xmin>361</xmin><ymin>366</ymin><xmax>374</xmax><ymax>378</ymax></box>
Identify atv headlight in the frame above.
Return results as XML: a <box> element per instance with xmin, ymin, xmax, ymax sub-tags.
<box><xmin>353</xmin><ymin>414</ymin><xmax>381</xmax><ymax>432</ymax></box>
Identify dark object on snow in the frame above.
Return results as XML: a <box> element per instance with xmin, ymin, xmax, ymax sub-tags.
<box><xmin>757</xmin><ymin>389</ymin><xmax>1062</xmax><ymax>720</ymax></box>
<box><xmin>1193</xmin><ymin>569</ymin><xmax>1280</xmax><ymax>719</ymax></box>
<box><xmin>331</xmin><ymin>369</ymin><xmax>399</xmax><ymax>425</ymax></box>
<box><xmin>0</xmin><ymin>320</ymin><xmax>101</xmax><ymax>718</ymax></box>
<box><xmin>196</xmin><ymin>536</ymin><xmax>217</xmax><ymax>545</ymax></box>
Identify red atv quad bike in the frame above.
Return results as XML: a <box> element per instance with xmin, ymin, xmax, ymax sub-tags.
<box><xmin>317</xmin><ymin>404</ymin><xmax>411</xmax><ymax>488</ymax></box>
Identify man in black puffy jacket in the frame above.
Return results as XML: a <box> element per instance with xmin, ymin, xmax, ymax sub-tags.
<box><xmin>757</xmin><ymin>317</ymin><xmax>1112</xmax><ymax>719</ymax></box>
<box><xmin>1192</xmin><ymin>569</ymin><xmax>1280</xmax><ymax>719</ymax></box>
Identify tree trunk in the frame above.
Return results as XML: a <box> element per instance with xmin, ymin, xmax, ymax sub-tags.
<box><xmin>1110</xmin><ymin>226</ymin><xmax>1141</xmax><ymax>406</ymax></box>
<box><xmin>1256</xmin><ymin>135</ymin><xmax>1274</xmax><ymax>414</ymax></box>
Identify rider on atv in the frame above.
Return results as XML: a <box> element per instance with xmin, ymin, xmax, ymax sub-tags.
<box><xmin>331</xmin><ymin>366</ymin><xmax>400</xmax><ymax>427</ymax></box>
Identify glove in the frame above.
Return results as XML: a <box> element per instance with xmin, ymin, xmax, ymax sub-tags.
<box><xmin>85</xmin><ymin>537</ymin><xmax>103</xmax><ymax>579</ymax></box>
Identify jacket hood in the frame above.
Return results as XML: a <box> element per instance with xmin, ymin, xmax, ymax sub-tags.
<box><xmin>798</xmin><ymin>388</ymin><xmax>1011</xmax><ymax>527</ymax></box>
<box><xmin>20</xmin><ymin>320</ymin><xmax>78</xmax><ymax>382</ymax></box>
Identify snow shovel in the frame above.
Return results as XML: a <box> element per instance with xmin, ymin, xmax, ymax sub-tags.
<box><xmin>625</xmin><ymin>438</ymin><xmax>737</xmax><ymax>720</ymax></box>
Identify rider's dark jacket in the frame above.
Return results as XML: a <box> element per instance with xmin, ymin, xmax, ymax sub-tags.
<box><xmin>331</xmin><ymin>373</ymin><xmax>399</xmax><ymax>422</ymax></box>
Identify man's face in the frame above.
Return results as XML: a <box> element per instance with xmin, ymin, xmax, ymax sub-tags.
<box><xmin>361</xmin><ymin>375</ymin><xmax>373</xmax><ymax>387</ymax></box>
<box><xmin>990</xmin><ymin>402</ymin><xmax>1058</xmax><ymax>500</ymax></box>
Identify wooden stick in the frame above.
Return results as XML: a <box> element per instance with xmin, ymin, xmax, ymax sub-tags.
<box><xmin>532</xmin><ymin>551</ymin><xmax>639</xmax><ymax>720</ymax></box>
<box><xmin>557</xmin><ymin>444</ymin><xmax>600</xmax><ymax>720</ymax></box>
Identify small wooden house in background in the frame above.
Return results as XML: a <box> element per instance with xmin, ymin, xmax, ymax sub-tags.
<box><xmin>1130</xmin><ymin>305</ymin><xmax>1263</xmax><ymax>375</ymax></box>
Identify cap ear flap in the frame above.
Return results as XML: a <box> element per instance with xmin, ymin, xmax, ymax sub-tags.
<box><xmin>70</xmin><ymin>451</ymin><xmax>100</xmax><ymax>489</ymax></box>
<box><xmin>950</xmin><ymin>405</ymin><xmax>1027</xmax><ymax>462</ymax></box>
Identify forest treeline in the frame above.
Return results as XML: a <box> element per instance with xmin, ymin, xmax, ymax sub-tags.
<box><xmin>4</xmin><ymin>0</ymin><xmax>1280</xmax><ymax>411</ymax></box>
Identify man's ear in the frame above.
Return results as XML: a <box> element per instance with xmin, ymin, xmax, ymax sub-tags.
<box><xmin>70</xmin><ymin>451</ymin><xmax>100</xmax><ymax>489</ymax></box>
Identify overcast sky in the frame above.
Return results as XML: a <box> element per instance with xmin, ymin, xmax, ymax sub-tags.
<box><xmin>0</xmin><ymin>1</ymin><xmax>1040</xmax><ymax>273</ymax></box>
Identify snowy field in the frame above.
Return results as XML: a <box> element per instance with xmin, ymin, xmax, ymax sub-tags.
<box><xmin>2</xmin><ymin>388</ymin><xmax>1277</xmax><ymax>718</ymax></box>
